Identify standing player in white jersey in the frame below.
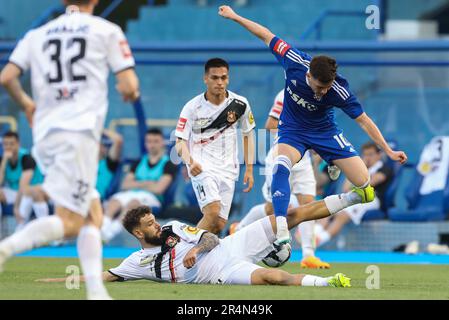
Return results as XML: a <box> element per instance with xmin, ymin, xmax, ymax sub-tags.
<box><xmin>0</xmin><ymin>0</ymin><xmax>139</xmax><ymax>300</ymax></box>
<box><xmin>232</xmin><ymin>89</ymin><xmax>330</xmax><ymax>269</ymax></box>
<box><xmin>175</xmin><ymin>58</ymin><xmax>256</xmax><ymax>235</ymax></box>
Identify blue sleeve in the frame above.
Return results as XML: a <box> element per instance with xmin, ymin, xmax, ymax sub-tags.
<box><xmin>269</xmin><ymin>36</ymin><xmax>311</xmax><ymax>71</ymax></box>
<box><xmin>332</xmin><ymin>76</ymin><xmax>364</xmax><ymax>119</ymax></box>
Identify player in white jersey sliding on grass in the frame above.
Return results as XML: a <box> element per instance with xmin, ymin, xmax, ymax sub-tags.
<box><xmin>0</xmin><ymin>0</ymin><xmax>139</xmax><ymax>300</ymax></box>
<box><xmin>175</xmin><ymin>58</ymin><xmax>256</xmax><ymax>235</ymax></box>
<box><xmin>231</xmin><ymin>89</ymin><xmax>330</xmax><ymax>269</ymax></box>
<box><xmin>38</xmin><ymin>194</ymin><xmax>372</xmax><ymax>286</ymax></box>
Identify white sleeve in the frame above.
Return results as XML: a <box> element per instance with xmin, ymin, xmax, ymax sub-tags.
<box><xmin>171</xmin><ymin>221</ymin><xmax>207</xmax><ymax>244</ymax></box>
<box><xmin>108</xmin><ymin>255</ymin><xmax>145</xmax><ymax>281</ymax></box>
<box><xmin>175</xmin><ymin>103</ymin><xmax>193</xmax><ymax>141</ymax></box>
<box><xmin>268</xmin><ymin>90</ymin><xmax>284</xmax><ymax>120</ymax></box>
<box><xmin>107</xmin><ymin>25</ymin><xmax>135</xmax><ymax>73</ymax></box>
<box><xmin>9</xmin><ymin>32</ymin><xmax>32</xmax><ymax>72</ymax></box>
<box><xmin>239</xmin><ymin>98</ymin><xmax>256</xmax><ymax>134</ymax></box>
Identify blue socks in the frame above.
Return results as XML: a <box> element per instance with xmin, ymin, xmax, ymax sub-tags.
<box><xmin>271</xmin><ymin>155</ymin><xmax>292</xmax><ymax>217</ymax></box>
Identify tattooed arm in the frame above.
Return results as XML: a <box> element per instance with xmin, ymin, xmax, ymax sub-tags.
<box><xmin>183</xmin><ymin>232</ymin><xmax>220</xmax><ymax>268</ymax></box>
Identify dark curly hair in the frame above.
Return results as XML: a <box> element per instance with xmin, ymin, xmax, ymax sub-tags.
<box><xmin>122</xmin><ymin>206</ymin><xmax>152</xmax><ymax>235</ymax></box>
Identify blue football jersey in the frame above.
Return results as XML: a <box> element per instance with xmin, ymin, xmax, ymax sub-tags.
<box><xmin>269</xmin><ymin>36</ymin><xmax>364</xmax><ymax>132</ymax></box>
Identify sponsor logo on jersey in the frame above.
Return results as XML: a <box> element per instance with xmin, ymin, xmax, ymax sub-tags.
<box><xmin>183</xmin><ymin>226</ymin><xmax>201</xmax><ymax>235</ymax></box>
<box><xmin>139</xmin><ymin>254</ymin><xmax>156</xmax><ymax>266</ymax></box>
<box><xmin>194</xmin><ymin>117</ymin><xmax>211</xmax><ymax>129</ymax></box>
<box><xmin>227</xmin><ymin>110</ymin><xmax>237</xmax><ymax>123</ymax></box>
<box><xmin>273</xmin><ymin>39</ymin><xmax>291</xmax><ymax>57</ymax></box>
<box><xmin>287</xmin><ymin>86</ymin><xmax>318</xmax><ymax>111</ymax></box>
<box><xmin>176</xmin><ymin>117</ymin><xmax>187</xmax><ymax>132</ymax></box>
<box><xmin>55</xmin><ymin>87</ymin><xmax>78</xmax><ymax>101</ymax></box>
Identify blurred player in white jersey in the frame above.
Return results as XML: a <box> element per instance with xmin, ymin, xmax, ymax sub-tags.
<box><xmin>232</xmin><ymin>89</ymin><xmax>330</xmax><ymax>269</ymax></box>
<box><xmin>175</xmin><ymin>58</ymin><xmax>256</xmax><ymax>234</ymax></box>
<box><xmin>0</xmin><ymin>0</ymin><xmax>139</xmax><ymax>300</ymax></box>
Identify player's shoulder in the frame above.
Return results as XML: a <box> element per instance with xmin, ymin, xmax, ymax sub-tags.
<box><xmin>330</xmin><ymin>73</ymin><xmax>351</xmax><ymax>101</ymax></box>
<box><xmin>183</xmin><ymin>93</ymin><xmax>204</xmax><ymax>109</ymax></box>
<box><xmin>88</xmin><ymin>15</ymin><xmax>123</xmax><ymax>33</ymax></box>
<box><xmin>228</xmin><ymin>90</ymin><xmax>249</xmax><ymax>105</ymax></box>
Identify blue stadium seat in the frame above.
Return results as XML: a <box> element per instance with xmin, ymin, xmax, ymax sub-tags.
<box><xmin>388</xmin><ymin>164</ymin><xmax>449</xmax><ymax>222</ymax></box>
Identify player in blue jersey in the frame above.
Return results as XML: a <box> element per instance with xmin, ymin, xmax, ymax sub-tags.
<box><xmin>218</xmin><ymin>6</ymin><xmax>407</xmax><ymax>244</ymax></box>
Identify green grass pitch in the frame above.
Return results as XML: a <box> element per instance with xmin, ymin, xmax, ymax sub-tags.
<box><xmin>0</xmin><ymin>257</ymin><xmax>448</xmax><ymax>300</ymax></box>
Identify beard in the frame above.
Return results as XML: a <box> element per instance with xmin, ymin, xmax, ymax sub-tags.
<box><xmin>144</xmin><ymin>233</ymin><xmax>164</xmax><ymax>246</ymax></box>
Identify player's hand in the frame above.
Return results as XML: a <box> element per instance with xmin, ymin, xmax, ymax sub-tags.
<box><xmin>23</xmin><ymin>98</ymin><xmax>36</xmax><ymax>127</ymax></box>
<box><xmin>218</xmin><ymin>5</ymin><xmax>239</xmax><ymax>20</ymax></box>
<box><xmin>243</xmin><ymin>169</ymin><xmax>254</xmax><ymax>193</ymax></box>
<box><xmin>183</xmin><ymin>248</ymin><xmax>199</xmax><ymax>269</ymax></box>
<box><xmin>388</xmin><ymin>150</ymin><xmax>408</xmax><ymax>165</ymax></box>
<box><xmin>188</xmin><ymin>160</ymin><xmax>203</xmax><ymax>177</ymax></box>
<box><xmin>2</xmin><ymin>150</ymin><xmax>13</xmax><ymax>160</ymax></box>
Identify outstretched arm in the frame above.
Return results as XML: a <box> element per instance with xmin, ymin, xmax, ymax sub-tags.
<box><xmin>218</xmin><ymin>6</ymin><xmax>275</xmax><ymax>46</ymax></box>
<box><xmin>355</xmin><ymin>113</ymin><xmax>407</xmax><ymax>164</ymax></box>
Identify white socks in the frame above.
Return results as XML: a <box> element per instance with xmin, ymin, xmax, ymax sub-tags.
<box><xmin>314</xmin><ymin>223</ymin><xmax>331</xmax><ymax>247</ymax></box>
<box><xmin>237</xmin><ymin>203</ymin><xmax>267</xmax><ymax>231</ymax></box>
<box><xmin>32</xmin><ymin>202</ymin><xmax>49</xmax><ymax>218</ymax></box>
<box><xmin>0</xmin><ymin>215</ymin><xmax>64</xmax><ymax>257</ymax></box>
<box><xmin>301</xmin><ymin>275</ymin><xmax>329</xmax><ymax>287</ymax></box>
<box><xmin>324</xmin><ymin>191</ymin><xmax>361</xmax><ymax>215</ymax></box>
<box><xmin>18</xmin><ymin>196</ymin><xmax>34</xmax><ymax>221</ymax></box>
<box><xmin>77</xmin><ymin>225</ymin><xmax>109</xmax><ymax>299</ymax></box>
<box><xmin>297</xmin><ymin>220</ymin><xmax>315</xmax><ymax>258</ymax></box>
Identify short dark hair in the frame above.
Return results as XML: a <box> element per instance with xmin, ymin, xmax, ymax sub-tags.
<box><xmin>309</xmin><ymin>55</ymin><xmax>337</xmax><ymax>84</ymax></box>
<box><xmin>362</xmin><ymin>142</ymin><xmax>381</xmax><ymax>153</ymax></box>
<box><xmin>205</xmin><ymin>58</ymin><xmax>229</xmax><ymax>73</ymax></box>
<box><xmin>65</xmin><ymin>0</ymin><xmax>91</xmax><ymax>5</ymax></box>
<box><xmin>123</xmin><ymin>206</ymin><xmax>152</xmax><ymax>235</ymax></box>
<box><xmin>3</xmin><ymin>131</ymin><xmax>19</xmax><ymax>141</ymax></box>
<box><xmin>146</xmin><ymin>128</ymin><xmax>163</xmax><ymax>137</ymax></box>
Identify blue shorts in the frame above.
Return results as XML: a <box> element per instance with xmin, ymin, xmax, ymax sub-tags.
<box><xmin>276</xmin><ymin>126</ymin><xmax>358</xmax><ymax>163</ymax></box>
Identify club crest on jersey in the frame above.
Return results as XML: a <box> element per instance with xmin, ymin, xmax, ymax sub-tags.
<box><xmin>56</xmin><ymin>87</ymin><xmax>78</xmax><ymax>101</ymax></box>
<box><xmin>227</xmin><ymin>110</ymin><xmax>237</xmax><ymax>123</ymax></box>
<box><xmin>165</xmin><ymin>236</ymin><xmax>179</xmax><ymax>248</ymax></box>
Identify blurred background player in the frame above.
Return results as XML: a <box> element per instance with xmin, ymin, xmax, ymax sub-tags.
<box><xmin>175</xmin><ymin>58</ymin><xmax>256</xmax><ymax>235</ymax></box>
<box><xmin>96</xmin><ymin>129</ymin><xmax>123</xmax><ymax>203</ymax></box>
<box><xmin>0</xmin><ymin>131</ymin><xmax>45</xmax><ymax>230</ymax></box>
<box><xmin>0</xmin><ymin>0</ymin><xmax>139</xmax><ymax>300</ymax></box>
<box><xmin>218</xmin><ymin>5</ymin><xmax>407</xmax><ymax>244</ymax></box>
<box><xmin>231</xmin><ymin>89</ymin><xmax>330</xmax><ymax>269</ymax></box>
<box><xmin>102</xmin><ymin>128</ymin><xmax>178</xmax><ymax>242</ymax></box>
<box><xmin>315</xmin><ymin>142</ymin><xmax>395</xmax><ymax>247</ymax></box>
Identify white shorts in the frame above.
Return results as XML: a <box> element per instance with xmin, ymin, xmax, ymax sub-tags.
<box><xmin>111</xmin><ymin>190</ymin><xmax>161</xmax><ymax>208</ymax></box>
<box><xmin>344</xmin><ymin>196</ymin><xmax>380</xmax><ymax>225</ymax></box>
<box><xmin>198</xmin><ymin>216</ymin><xmax>276</xmax><ymax>285</ymax></box>
<box><xmin>32</xmin><ymin>130</ymin><xmax>99</xmax><ymax>217</ymax></box>
<box><xmin>262</xmin><ymin>149</ymin><xmax>316</xmax><ymax>202</ymax></box>
<box><xmin>0</xmin><ymin>187</ymin><xmax>18</xmax><ymax>205</ymax></box>
<box><xmin>190</xmin><ymin>171</ymin><xmax>235</xmax><ymax>220</ymax></box>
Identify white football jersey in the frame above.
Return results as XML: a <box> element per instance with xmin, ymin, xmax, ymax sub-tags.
<box><xmin>9</xmin><ymin>8</ymin><xmax>135</xmax><ymax>143</ymax></box>
<box><xmin>108</xmin><ymin>221</ymin><xmax>212</xmax><ymax>283</ymax></box>
<box><xmin>269</xmin><ymin>89</ymin><xmax>284</xmax><ymax>120</ymax></box>
<box><xmin>175</xmin><ymin>91</ymin><xmax>255</xmax><ymax>181</ymax></box>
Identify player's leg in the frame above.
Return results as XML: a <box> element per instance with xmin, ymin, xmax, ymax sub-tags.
<box><xmin>30</xmin><ymin>186</ymin><xmax>49</xmax><ymax>219</ymax></box>
<box><xmin>333</xmin><ymin>156</ymin><xmax>370</xmax><ymax>188</ymax></box>
<box><xmin>193</xmin><ymin>173</ymin><xmax>227</xmax><ymax>234</ymax></box>
<box><xmin>103</xmin><ymin>197</ymin><xmax>143</xmax><ymax>242</ymax></box>
<box><xmin>234</xmin><ymin>203</ymin><xmax>268</xmax><ymax>232</ymax></box>
<box><xmin>16</xmin><ymin>188</ymin><xmax>33</xmax><ymax>230</ymax></box>
<box><xmin>271</xmin><ymin>143</ymin><xmax>302</xmax><ymax>243</ymax></box>
<box><xmin>250</xmin><ymin>268</ymin><xmax>350</xmax><ymax>287</ymax></box>
<box><xmin>77</xmin><ymin>196</ymin><xmax>110</xmax><ymax>300</ymax></box>
<box><xmin>315</xmin><ymin>212</ymin><xmax>351</xmax><ymax>247</ymax></box>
